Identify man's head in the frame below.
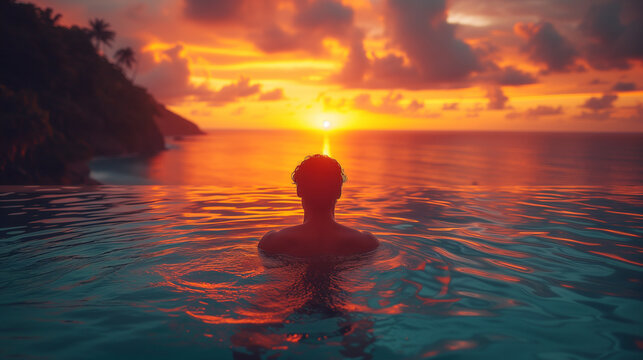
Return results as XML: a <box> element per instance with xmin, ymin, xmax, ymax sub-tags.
<box><xmin>292</xmin><ymin>154</ymin><xmax>346</xmax><ymax>206</ymax></box>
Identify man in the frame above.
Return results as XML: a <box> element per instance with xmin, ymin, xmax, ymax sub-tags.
<box><xmin>259</xmin><ymin>154</ymin><xmax>379</xmax><ymax>257</ymax></box>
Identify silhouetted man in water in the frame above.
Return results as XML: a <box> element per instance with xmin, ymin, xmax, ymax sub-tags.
<box><xmin>259</xmin><ymin>154</ymin><xmax>378</xmax><ymax>257</ymax></box>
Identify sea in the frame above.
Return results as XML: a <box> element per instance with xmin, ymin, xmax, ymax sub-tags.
<box><xmin>1</xmin><ymin>130</ymin><xmax>642</xmax><ymax>359</ymax></box>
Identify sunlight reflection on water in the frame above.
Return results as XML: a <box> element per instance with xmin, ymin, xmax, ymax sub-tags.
<box><xmin>0</xmin><ymin>185</ymin><xmax>641</xmax><ymax>358</ymax></box>
<box><xmin>90</xmin><ymin>131</ymin><xmax>643</xmax><ymax>187</ymax></box>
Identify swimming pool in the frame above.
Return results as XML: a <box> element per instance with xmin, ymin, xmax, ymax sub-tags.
<box><xmin>1</xmin><ymin>185</ymin><xmax>641</xmax><ymax>358</ymax></box>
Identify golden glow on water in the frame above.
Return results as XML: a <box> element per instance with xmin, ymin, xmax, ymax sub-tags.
<box><xmin>322</xmin><ymin>133</ymin><xmax>331</xmax><ymax>156</ymax></box>
<box><xmin>136</xmin><ymin>131</ymin><xmax>642</xmax><ymax>187</ymax></box>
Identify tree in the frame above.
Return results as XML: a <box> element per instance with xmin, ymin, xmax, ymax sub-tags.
<box><xmin>114</xmin><ymin>46</ymin><xmax>138</xmax><ymax>81</ymax></box>
<box><xmin>88</xmin><ymin>18</ymin><xmax>115</xmax><ymax>54</ymax></box>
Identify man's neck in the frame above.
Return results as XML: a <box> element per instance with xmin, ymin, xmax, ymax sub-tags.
<box><xmin>303</xmin><ymin>208</ymin><xmax>335</xmax><ymax>224</ymax></box>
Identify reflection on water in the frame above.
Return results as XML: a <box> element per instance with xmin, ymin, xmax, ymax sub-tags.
<box><xmin>0</xmin><ymin>185</ymin><xmax>641</xmax><ymax>358</ymax></box>
<box><xmin>90</xmin><ymin>131</ymin><xmax>643</xmax><ymax>186</ymax></box>
<box><xmin>322</xmin><ymin>132</ymin><xmax>331</xmax><ymax>157</ymax></box>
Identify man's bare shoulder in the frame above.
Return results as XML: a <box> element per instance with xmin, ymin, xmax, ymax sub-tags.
<box><xmin>258</xmin><ymin>225</ymin><xmax>303</xmax><ymax>253</ymax></box>
<box><xmin>335</xmin><ymin>224</ymin><xmax>379</xmax><ymax>252</ymax></box>
<box><xmin>357</xmin><ymin>230</ymin><xmax>379</xmax><ymax>252</ymax></box>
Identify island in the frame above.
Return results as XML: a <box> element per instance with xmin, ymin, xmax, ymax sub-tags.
<box><xmin>0</xmin><ymin>0</ymin><xmax>203</xmax><ymax>185</ymax></box>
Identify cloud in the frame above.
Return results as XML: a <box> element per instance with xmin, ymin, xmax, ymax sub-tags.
<box><xmin>199</xmin><ymin>76</ymin><xmax>262</xmax><ymax>106</ymax></box>
<box><xmin>253</xmin><ymin>0</ymin><xmax>357</xmax><ymax>55</ymax></box>
<box><xmin>252</xmin><ymin>25</ymin><xmax>303</xmax><ymax>53</ymax></box>
<box><xmin>352</xmin><ymin>92</ymin><xmax>438</xmax><ymax>117</ymax></box>
<box><xmin>442</xmin><ymin>102</ymin><xmax>459</xmax><ymax>110</ymax></box>
<box><xmin>581</xmin><ymin>93</ymin><xmax>618</xmax><ymax>111</ymax></box>
<box><xmin>526</xmin><ymin>105</ymin><xmax>563</xmax><ymax>118</ymax></box>
<box><xmin>182</xmin><ymin>0</ymin><xmax>278</xmax><ymax>26</ymax></box>
<box><xmin>575</xmin><ymin>111</ymin><xmax>612</xmax><ymax>121</ymax></box>
<box><xmin>492</xmin><ymin>66</ymin><xmax>538</xmax><ymax>86</ymax></box>
<box><xmin>514</xmin><ymin>21</ymin><xmax>579</xmax><ymax>73</ymax></box>
<box><xmin>478</xmin><ymin>65</ymin><xmax>538</xmax><ymax>86</ymax></box>
<box><xmin>611</xmin><ymin>82</ymin><xmax>637</xmax><ymax>92</ymax></box>
<box><xmin>334</xmin><ymin>30</ymin><xmax>369</xmax><ymax>85</ymax></box>
<box><xmin>486</xmin><ymin>86</ymin><xmax>508</xmax><ymax>110</ymax></box>
<box><xmin>505</xmin><ymin>105</ymin><xmax>564</xmax><ymax>120</ymax></box>
<box><xmin>579</xmin><ymin>0</ymin><xmax>643</xmax><ymax>70</ymax></box>
<box><xmin>335</xmin><ymin>0</ymin><xmax>481</xmax><ymax>89</ymax></box>
<box><xmin>384</xmin><ymin>0</ymin><xmax>480</xmax><ymax>83</ymax></box>
<box><xmin>138</xmin><ymin>45</ymin><xmax>195</xmax><ymax>103</ymax></box>
<box><xmin>354</xmin><ymin>92</ymin><xmax>419</xmax><ymax>114</ymax></box>
<box><xmin>259</xmin><ymin>88</ymin><xmax>286</xmax><ymax>101</ymax></box>
<box><xmin>575</xmin><ymin>92</ymin><xmax>619</xmax><ymax>121</ymax></box>
<box><xmin>293</xmin><ymin>0</ymin><xmax>354</xmax><ymax>38</ymax></box>
<box><xmin>184</xmin><ymin>0</ymin><xmax>357</xmax><ymax>54</ymax></box>
<box><xmin>183</xmin><ymin>0</ymin><xmax>244</xmax><ymax>23</ymax></box>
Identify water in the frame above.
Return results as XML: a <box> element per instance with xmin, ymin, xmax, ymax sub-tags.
<box><xmin>89</xmin><ymin>130</ymin><xmax>643</xmax><ymax>186</ymax></box>
<box><xmin>2</xmin><ymin>131</ymin><xmax>643</xmax><ymax>359</ymax></box>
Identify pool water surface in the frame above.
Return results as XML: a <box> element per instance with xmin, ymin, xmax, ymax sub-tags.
<box><xmin>1</xmin><ymin>185</ymin><xmax>641</xmax><ymax>358</ymax></box>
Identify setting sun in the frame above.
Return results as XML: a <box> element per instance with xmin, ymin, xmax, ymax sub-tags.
<box><xmin>315</xmin><ymin>112</ymin><xmax>341</xmax><ymax>130</ymax></box>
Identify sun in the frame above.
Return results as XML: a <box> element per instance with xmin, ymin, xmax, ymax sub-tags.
<box><xmin>315</xmin><ymin>112</ymin><xmax>340</xmax><ymax>130</ymax></box>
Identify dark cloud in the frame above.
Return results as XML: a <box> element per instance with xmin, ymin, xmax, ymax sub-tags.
<box><xmin>259</xmin><ymin>88</ymin><xmax>286</xmax><ymax>101</ymax></box>
<box><xmin>253</xmin><ymin>25</ymin><xmax>303</xmax><ymax>53</ymax></box>
<box><xmin>514</xmin><ymin>21</ymin><xmax>578</xmax><ymax>73</ymax></box>
<box><xmin>575</xmin><ymin>111</ymin><xmax>612</xmax><ymax>121</ymax></box>
<box><xmin>611</xmin><ymin>82</ymin><xmax>637</xmax><ymax>92</ymax></box>
<box><xmin>442</xmin><ymin>102</ymin><xmax>459</xmax><ymax>110</ymax></box>
<box><xmin>579</xmin><ymin>0</ymin><xmax>643</xmax><ymax>70</ymax></box>
<box><xmin>489</xmin><ymin>66</ymin><xmax>538</xmax><ymax>86</ymax></box>
<box><xmin>293</xmin><ymin>0</ymin><xmax>354</xmax><ymax>38</ymax></box>
<box><xmin>334</xmin><ymin>31</ymin><xmax>369</xmax><ymax>85</ymax></box>
<box><xmin>505</xmin><ymin>105</ymin><xmax>564</xmax><ymax>119</ymax></box>
<box><xmin>526</xmin><ymin>105</ymin><xmax>563</xmax><ymax>118</ymax></box>
<box><xmin>581</xmin><ymin>93</ymin><xmax>618</xmax><ymax>111</ymax></box>
<box><xmin>385</xmin><ymin>0</ymin><xmax>480</xmax><ymax>83</ymax></box>
<box><xmin>182</xmin><ymin>0</ymin><xmax>277</xmax><ymax>25</ymax></box>
<box><xmin>367</xmin><ymin>54</ymin><xmax>421</xmax><ymax>88</ymax></box>
<box><xmin>486</xmin><ymin>86</ymin><xmax>508</xmax><ymax>110</ymax></box>
<box><xmin>184</xmin><ymin>0</ymin><xmax>357</xmax><ymax>54</ymax></box>
<box><xmin>183</xmin><ymin>0</ymin><xmax>244</xmax><ymax>23</ymax></box>
<box><xmin>335</xmin><ymin>0</ymin><xmax>481</xmax><ymax>89</ymax></box>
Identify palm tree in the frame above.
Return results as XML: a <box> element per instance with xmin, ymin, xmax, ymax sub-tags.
<box><xmin>114</xmin><ymin>47</ymin><xmax>138</xmax><ymax>81</ymax></box>
<box><xmin>88</xmin><ymin>18</ymin><xmax>115</xmax><ymax>54</ymax></box>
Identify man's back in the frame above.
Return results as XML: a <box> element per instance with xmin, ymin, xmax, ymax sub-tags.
<box><xmin>259</xmin><ymin>154</ymin><xmax>378</xmax><ymax>257</ymax></box>
<box><xmin>259</xmin><ymin>222</ymin><xmax>378</xmax><ymax>258</ymax></box>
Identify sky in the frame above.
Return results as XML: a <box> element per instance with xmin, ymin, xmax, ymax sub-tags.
<box><xmin>33</xmin><ymin>0</ymin><xmax>643</xmax><ymax>131</ymax></box>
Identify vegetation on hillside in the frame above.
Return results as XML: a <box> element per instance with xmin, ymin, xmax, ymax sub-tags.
<box><xmin>0</xmin><ymin>0</ymin><xmax>165</xmax><ymax>184</ymax></box>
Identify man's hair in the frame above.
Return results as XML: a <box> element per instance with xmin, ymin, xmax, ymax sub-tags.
<box><xmin>292</xmin><ymin>154</ymin><xmax>346</xmax><ymax>191</ymax></box>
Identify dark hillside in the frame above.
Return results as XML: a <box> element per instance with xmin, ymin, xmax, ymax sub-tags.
<box><xmin>0</xmin><ymin>0</ymin><xmax>165</xmax><ymax>184</ymax></box>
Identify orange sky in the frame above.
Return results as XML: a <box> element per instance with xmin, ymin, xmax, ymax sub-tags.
<box><xmin>33</xmin><ymin>0</ymin><xmax>643</xmax><ymax>131</ymax></box>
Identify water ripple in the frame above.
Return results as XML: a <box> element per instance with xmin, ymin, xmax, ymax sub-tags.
<box><xmin>0</xmin><ymin>185</ymin><xmax>641</xmax><ymax>359</ymax></box>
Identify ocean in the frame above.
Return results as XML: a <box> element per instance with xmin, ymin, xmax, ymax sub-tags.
<box><xmin>1</xmin><ymin>130</ymin><xmax>642</xmax><ymax>358</ymax></box>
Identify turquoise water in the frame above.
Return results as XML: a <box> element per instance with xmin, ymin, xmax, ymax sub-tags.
<box><xmin>1</xmin><ymin>185</ymin><xmax>641</xmax><ymax>358</ymax></box>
